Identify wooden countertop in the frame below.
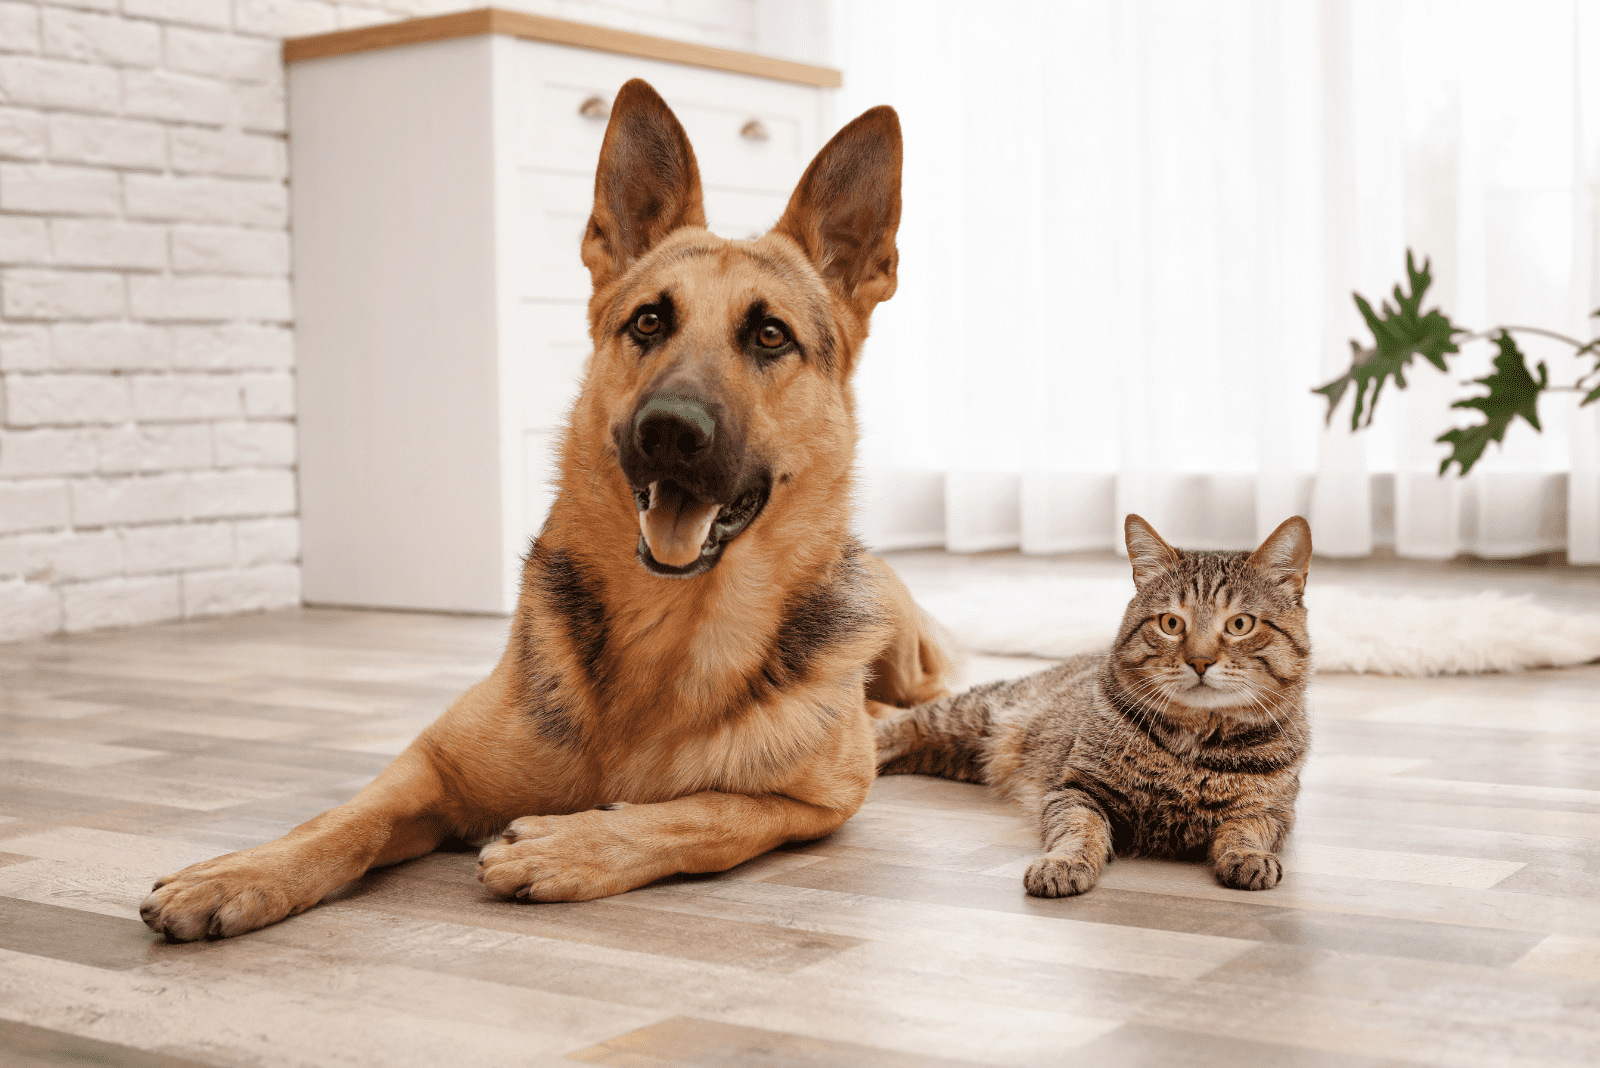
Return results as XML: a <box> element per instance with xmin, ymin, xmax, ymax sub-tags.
<box><xmin>281</xmin><ymin>7</ymin><xmax>841</xmax><ymax>88</ymax></box>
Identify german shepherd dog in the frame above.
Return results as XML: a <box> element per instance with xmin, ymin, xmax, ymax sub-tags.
<box><xmin>140</xmin><ymin>80</ymin><xmax>955</xmax><ymax>940</ymax></box>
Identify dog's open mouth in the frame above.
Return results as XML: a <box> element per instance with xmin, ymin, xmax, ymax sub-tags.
<box><xmin>634</xmin><ymin>477</ymin><xmax>770</xmax><ymax>578</ymax></box>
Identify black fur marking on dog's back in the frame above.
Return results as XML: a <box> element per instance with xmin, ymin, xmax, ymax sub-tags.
<box><xmin>508</xmin><ymin>547</ymin><xmax>588</xmax><ymax>748</ymax></box>
<box><xmin>534</xmin><ymin>544</ymin><xmax>611</xmax><ymax>697</ymax></box>
<box><xmin>779</xmin><ymin>543</ymin><xmax>878</xmax><ymax>681</ymax></box>
<box><xmin>746</xmin><ymin>541</ymin><xmax>879</xmax><ymax>707</ymax></box>
<box><xmin>520</xmin><ymin>667</ymin><xmax>584</xmax><ymax>747</ymax></box>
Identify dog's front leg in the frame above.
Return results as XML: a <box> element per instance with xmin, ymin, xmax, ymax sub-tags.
<box><xmin>140</xmin><ymin>746</ymin><xmax>450</xmax><ymax>940</ymax></box>
<box><xmin>475</xmin><ymin>790</ymin><xmax>854</xmax><ymax>901</ymax></box>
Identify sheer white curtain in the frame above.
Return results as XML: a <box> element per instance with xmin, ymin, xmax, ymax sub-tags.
<box><xmin>832</xmin><ymin>0</ymin><xmax>1600</xmax><ymax>561</ymax></box>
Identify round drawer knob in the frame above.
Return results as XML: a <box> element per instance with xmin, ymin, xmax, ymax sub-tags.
<box><xmin>740</xmin><ymin>119</ymin><xmax>769</xmax><ymax>141</ymax></box>
<box><xmin>579</xmin><ymin>95</ymin><xmax>610</xmax><ymax>119</ymax></box>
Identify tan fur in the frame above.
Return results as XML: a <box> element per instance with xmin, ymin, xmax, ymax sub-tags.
<box><xmin>140</xmin><ymin>81</ymin><xmax>953</xmax><ymax>941</ymax></box>
<box><xmin>863</xmin><ymin>555</ymin><xmax>961</xmax><ymax>711</ymax></box>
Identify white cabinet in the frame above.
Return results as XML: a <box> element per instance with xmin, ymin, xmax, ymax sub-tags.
<box><xmin>288</xmin><ymin>18</ymin><xmax>834</xmax><ymax>613</ymax></box>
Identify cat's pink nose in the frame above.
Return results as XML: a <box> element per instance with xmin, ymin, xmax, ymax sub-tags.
<box><xmin>1188</xmin><ymin>656</ymin><xmax>1215</xmax><ymax>676</ymax></box>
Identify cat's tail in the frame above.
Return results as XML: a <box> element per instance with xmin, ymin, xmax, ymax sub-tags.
<box><xmin>874</xmin><ymin>681</ymin><xmax>1004</xmax><ymax>784</ymax></box>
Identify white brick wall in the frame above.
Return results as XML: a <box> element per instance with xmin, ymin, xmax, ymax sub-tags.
<box><xmin>1</xmin><ymin>0</ymin><xmax>766</xmax><ymax>641</ymax></box>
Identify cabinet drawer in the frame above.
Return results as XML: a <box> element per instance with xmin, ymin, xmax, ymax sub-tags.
<box><xmin>676</xmin><ymin>102</ymin><xmax>806</xmax><ymax>195</ymax></box>
<box><xmin>509</xmin><ymin>39</ymin><xmax>820</xmax><ymax>195</ymax></box>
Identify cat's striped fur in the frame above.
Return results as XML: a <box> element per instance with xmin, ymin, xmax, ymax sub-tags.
<box><xmin>876</xmin><ymin>515</ymin><xmax>1313</xmax><ymax>897</ymax></box>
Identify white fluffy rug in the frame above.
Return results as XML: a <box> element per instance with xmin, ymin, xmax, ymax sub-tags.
<box><xmin>917</xmin><ymin>578</ymin><xmax>1600</xmax><ymax>676</ymax></box>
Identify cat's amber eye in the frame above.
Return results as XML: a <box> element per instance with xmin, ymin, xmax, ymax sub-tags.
<box><xmin>1226</xmin><ymin>613</ymin><xmax>1256</xmax><ymax>636</ymax></box>
<box><xmin>1158</xmin><ymin>613</ymin><xmax>1185</xmax><ymax>635</ymax></box>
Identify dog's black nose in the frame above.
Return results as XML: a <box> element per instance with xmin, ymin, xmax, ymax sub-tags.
<box><xmin>634</xmin><ymin>393</ymin><xmax>715</xmax><ymax>464</ymax></box>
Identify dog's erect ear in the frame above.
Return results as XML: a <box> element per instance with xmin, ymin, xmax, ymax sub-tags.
<box><xmin>581</xmin><ymin>79</ymin><xmax>706</xmax><ymax>290</ymax></box>
<box><xmin>773</xmin><ymin>106</ymin><xmax>902</xmax><ymax>321</ymax></box>
<box><xmin>1247</xmin><ymin>516</ymin><xmax>1313</xmax><ymax>594</ymax></box>
<box><xmin>1125</xmin><ymin>514</ymin><xmax>1181</xmax><ymax>588</ymax></box>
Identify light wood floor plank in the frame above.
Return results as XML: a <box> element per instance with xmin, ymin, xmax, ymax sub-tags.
<box><xmin>0</xmin><ymin>1018</ymin><xmax>224</xmax><ymax>1068</ymax></box>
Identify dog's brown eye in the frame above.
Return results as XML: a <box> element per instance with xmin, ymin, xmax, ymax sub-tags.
<box><xmin>757</xmin><ymin>321</ymin><xmax>787</xmax><ymax>348</ymax></box>
<box><xmin>635</xmin><ymin>311</ymin><xmax>661</xmax><ymax>335</ymax></box>
<box><xmin>1227</xmin><ymin>613</ymin><xmax>1255</xmax><ymax>636</ymax></box>
<box><xmin>1159</xmin><ymin>613</ymin><xmax>1184</xmax><ymax>635</ymax></box>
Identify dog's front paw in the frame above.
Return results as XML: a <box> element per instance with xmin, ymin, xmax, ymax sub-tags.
<box><xmin>140</xmin><ymin>855</ymin><xmax>304</xmax><ymax>941</ymax></box>
<box><xmin>1214</xmin><ymin>850</ymin><xmax>1283</xmax><ymax>891</ymax></box>
<box><xmin>1023</xmin><ymin>850</ymin><xmax>1101</xmax><ymax>898</ymax></box>
<box><xmin>476</xmin><ymin>813</ymin><xmax>623</xmax><ymax>902</ymax></box>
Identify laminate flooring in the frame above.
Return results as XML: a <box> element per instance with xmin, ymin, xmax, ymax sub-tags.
<box><xmin>2</xmin><ymin>551</ymin><xmax>1598</xmax><ymax>1068</ymax></box>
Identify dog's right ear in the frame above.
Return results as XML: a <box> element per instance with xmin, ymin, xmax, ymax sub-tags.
<box><xmin>773</xmin><ymin>106</ymin><xmax>902</xmax><ymax>326</ymax></box>
<box><xmin>581</xmin><ymin>79</ymin><xmax>706</xmax><ymax>290</ymax></box>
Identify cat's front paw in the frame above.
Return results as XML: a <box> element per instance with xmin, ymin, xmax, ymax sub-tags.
<box><xmin>1215</xmin><ymin>850</ymin><xmax>1283</xmax><ymax>891</ymax></box>
<box><xmin>1023</xmin><ymin>851</ymin><xmax>1101</xmax><ymax>897</ymax></box>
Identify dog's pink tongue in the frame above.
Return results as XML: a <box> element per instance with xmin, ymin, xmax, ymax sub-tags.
<box><xmin>639</xmin><ymin>481</ymin><xmax>720</xmax><ymax>569</ymax></box>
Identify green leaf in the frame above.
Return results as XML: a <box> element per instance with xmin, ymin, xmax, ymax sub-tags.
<box><xmin>1311</xmin><ymin>340</ymin><xmax>1360</xmax><ymax>417</ymax></box>
<box><xmin>1312</xmin><ymin>251</ymin><xmax>1464</xmax><ymax>429</ymax></box>
<box><xmin>1583</xmin><ymin>382</ymin><xmax>1600</xmax><ymax>407</ymax></box>
<box><xmin>1436</xmin><ymin>331</ymin><xmax>1548</xmax><ymax>475</ymax></box>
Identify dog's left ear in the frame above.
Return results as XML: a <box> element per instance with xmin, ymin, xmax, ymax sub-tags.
<box><xmin>773</xmin><ymin>106</ymin><xmax>902</xmax><ymax>326</ymax></box>
<box><xmin>582</xmin><ymin>79</ymin><xmax>707</xmax><ymax>290</ymax></box>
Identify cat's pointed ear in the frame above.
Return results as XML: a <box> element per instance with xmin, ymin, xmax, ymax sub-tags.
<box><xmin>581</xmin><ymin>79</ymin><xmax>706</xmax><ymax>290</ymax></box>
<box><xmin>1125</xmin><ymin>514</ymin><xmax>1180</xmax><ymax>588</ymax></box>
<box><xmin>1248</xmin><ymin>516</ymin><xmax>1313</xmax><ymax>594</ymax></box>
<box><xmin>772</xmin><ymin>106</ymin><xmax>902</xmax><ymax>332</ymax></box>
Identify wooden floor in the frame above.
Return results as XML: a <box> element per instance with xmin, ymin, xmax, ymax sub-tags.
<box><xmin>2</xmin><ymin>552</ymin><xmax>1599</xmax><ymax>1067</ymax></box>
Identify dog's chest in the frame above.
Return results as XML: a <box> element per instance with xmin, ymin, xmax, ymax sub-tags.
<box><xmin>597</xmin><ymin>693</ymin><xmax>838</xmax><ymax>803</ymax></box>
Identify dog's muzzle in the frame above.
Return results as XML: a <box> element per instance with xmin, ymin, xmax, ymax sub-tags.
<box><xmin>632</xmin><ymin>476</ymin><xmax>770</xmax><ymax>578</ymax></box>
<box><xmin>618</xmin><ymin>387</ymin><xmax>771</xmax><ymax>579</ymax></box>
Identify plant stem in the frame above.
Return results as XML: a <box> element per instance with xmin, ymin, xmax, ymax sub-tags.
<box><xmin>1504</xmin><ymin>326</ymin><xmax>1600</xmax><ymax>362</ymax></box>
<box><xmin>1461</xmin><ymin>324</ymin><xmax>1597</xmax><ymax>350</ymax></box>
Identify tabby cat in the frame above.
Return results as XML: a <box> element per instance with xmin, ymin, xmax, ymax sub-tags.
<box><xmin>875</xmin><ymin>514</ymin><xmax>1313</xmax><ymax>897</ymax></box>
